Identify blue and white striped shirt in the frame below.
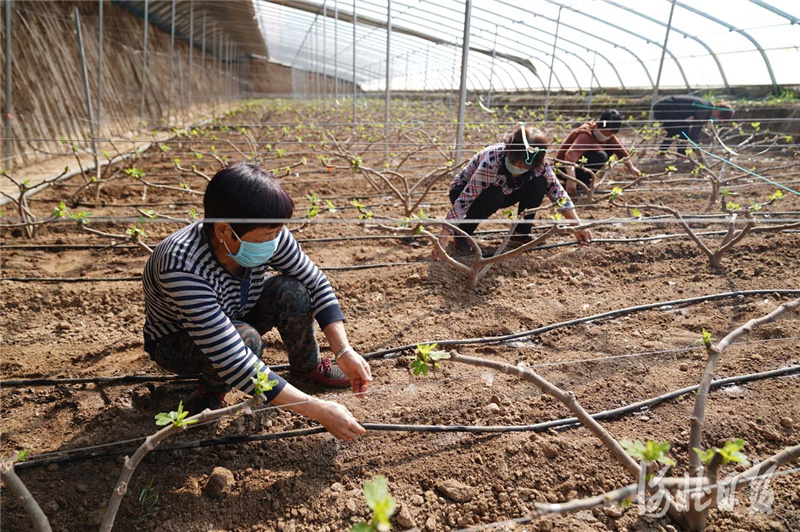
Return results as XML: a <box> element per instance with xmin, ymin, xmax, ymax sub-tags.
<box><xmin>143</xmin><ymin>221</ymin><xmax>344</xmax><ymax>395</ymax></box>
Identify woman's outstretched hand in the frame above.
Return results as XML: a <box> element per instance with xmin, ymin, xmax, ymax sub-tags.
<box><xmin>574</xmin><ymin>228</ymin><xmax>592</xmax><ymax>245</ymax></box>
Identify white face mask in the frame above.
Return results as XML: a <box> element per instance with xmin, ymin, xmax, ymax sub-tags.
<box><xmin>505</xmin><ymin>157</ymin><xmax>528</xmax><ymax>176</ymax></box>
<box><xmin>593</xmin><ymin>129</ymin><xmax>612</xmax><ymax>142</ymax></box>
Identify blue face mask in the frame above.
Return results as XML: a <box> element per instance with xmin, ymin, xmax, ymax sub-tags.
<box><xmin>224</xmin><ymin>227</ymin><xmax>281</xmax><ymax>268</ymax></box>
<box><xmin>505</xmin><ymin>157</ymin><xmax>529</xmax><ymax>176</ymax></box>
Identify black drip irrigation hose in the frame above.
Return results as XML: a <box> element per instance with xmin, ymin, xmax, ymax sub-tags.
<box><xmin>347</xmin><ymin>289</ymin><xmax>800</xmax><ymax>366</ymax></box>
<box><xmin>1</xmin><ymin>374</ymin><xmax>199</xmax><ymax>387</ymax></box>
<box><xmin>15</xmin><ymin>364</ymin><xmax>799</xmax><ymax>471</ymax></box>
<box><xmin>3</xmin><ymin>289</ymin><xmax>797</xmax><ymax>387</ymax></box>
<box><xmin>3</xmin><ymin>223</ymin><xmax>800</xmax><ymax>251</ymax></box>
<box><xmin>3</xmin><ymin>227</ymin><xmax>799</xmax><ymax>282</ymax></box>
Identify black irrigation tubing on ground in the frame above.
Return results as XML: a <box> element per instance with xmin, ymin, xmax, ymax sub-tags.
<box><xmin>15</xmin><ymin>365</ymin><xmax>799</xmax><ymax>471</ymax></box>
<box><xmin>1</xmin><ymin>374</ymin><xmax>200</xmax><ymax>387</ymax></box>
<box><xmin>3</xmin><ymin>222</ymin><xmax>800</xmax><ymax>251</ymax></box>
<box><xmin>3</xmin><ymin>225</ymin><xmax>800</xmax><ymax>282</ymax></box>
<box><xmin>0</xmin><ymin>260</ymin><xmax>429</xmax><ymax>283</ymax></box>
<box><xmin>0</xmin><ymin>276</ymin><xmax>143</xmax><ymax>282</ymax></box>
<box><xmin>343</xmin><ymin>289</ymin><xmax>800</xmax><ymax>364</ymax></box>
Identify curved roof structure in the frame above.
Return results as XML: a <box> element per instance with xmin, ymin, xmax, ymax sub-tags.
<box><xmin>255</xmin><ymin>0</ymin><xmax>800</xmax><ymax>93</ymax></box>
<box><xmin>114</xmin><ymin>0</ymin><xmax>268</xmax><ymax>59</ymax></box>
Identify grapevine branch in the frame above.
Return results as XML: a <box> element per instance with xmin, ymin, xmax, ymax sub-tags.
<box><xmin>174</xmin><ymin>159</ymin><xmax>211</xmax><ymax>181</ymax></box>
<box><xmin>0</xmin><ymin>453</ymin><xmax>52</xmax><ymax>532</ymax></box>
<box><xmin>1</xmin><ymin>168</ymin><xmax>69</xmax><ymax>238</ymax></box>
<box><xmin>80</xmin><ymin>225</ymin><xmax>154</xmax><ymax>254</ymax></box>
<box><xmin>100</xmin><ymin>394</ymin><xmax>268</xmax><ymax>531</ymax></box>
<box><xmin>448</xmin><ymin>351</ymin><xmax>643</xmax><ymax>479</ymax></box>
<box><xmin>372</xmin><ymin>218</ymin><xmax>571</xmax><ymax>290</ymax></box>
<box><xmin>688</xmin><ymin>297</ymin><xmax>800</xmax><ymax>476</ymax></box>
<box><xmin>609</xmin><ymin>200</ymin><xmax>790</xmax><ymax>268</ymax></box>
<box><xmin>552</xmin><ymin>156</ymin><xmax>662</xmax><ymax>204</ymax></box>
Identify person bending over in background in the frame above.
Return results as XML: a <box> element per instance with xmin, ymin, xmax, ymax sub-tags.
<box><xmin>142</xmin><ymin>162</ymin><xmax>372</xmax><ymax>440</ymax></box>
<box><xmin>555</xmin><ymin>109</ymin><xmax>641</xmax><ymax>196</ymax></box>
<box><xmin>652</xmin><ymin>95</ymin><xmax>733</xmax><ymax>155</ymax></box>
<box><xmin>433</xmin><ymin>125</ymin><xmax>591</xmax><ymax>259</ymax></box>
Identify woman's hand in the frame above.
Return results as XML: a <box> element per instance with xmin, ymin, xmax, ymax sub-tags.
<box><xmin>624</xmin><ymin>160</ymin><xmax>642</xmax><ymax>177</ymax></box>
<box><xmin>310</xmin><ymin>400</ymin><xmax>366</xmax><ymax>441</ymax></box>
<box><xmin>574</xmin><ymin>228</ymin><xmax>592</xmax><ymax>245</ymax></box>
<box><xmin>560</xmin><ymin>208</ymin><xmax>591</xmax><ymax>245</ymax></box>
<box><xmin>565</xmin><ymin>179</ymin><xmax>578</xmax><ymax>196</ymax></box>
<box><xmin>337</xmin><ymin>349</ymin><xmax>372</xmax><ymax>397</ymax></box>
<box><xmin>432</xmin><ymin>228</ymin><xmax>450</xmax><ymax>261</ymax></box>
<box><xmin>270</xmin><ymin>384</ymin><xmax>365</xmax><ymax>441</ymax></box>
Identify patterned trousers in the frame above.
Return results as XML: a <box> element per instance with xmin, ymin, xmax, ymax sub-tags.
<box><xmin>151</xmin><ymin>275</ymin><xmax>321</xmax><ymax>393</ymax></box>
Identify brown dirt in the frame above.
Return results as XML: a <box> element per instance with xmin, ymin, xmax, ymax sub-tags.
<box><xmin>2</xmin><ymin>100</ymin><xmax>799</xmax><ymax>532</ymax></box>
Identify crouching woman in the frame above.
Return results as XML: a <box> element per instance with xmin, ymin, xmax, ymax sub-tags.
<box><xmin>142</xmin><ymin>162</ymin><xmax>371</xmax><ymax>440</ymax></box>
<box><xmin>433</xmin><ymin>125</ymin><xmax>591</xmax><ymax>259</ymax></box>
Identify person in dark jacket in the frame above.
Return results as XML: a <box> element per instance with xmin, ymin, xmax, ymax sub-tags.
<box><xmin>556</xmin><ymin>109</ymin><xmax>641</xmax><ymax>196</ymax></box>
<box><xmin>652</xmin><ymin>95</ymin><xmax>733</xmax><ymax>155</ymax></box>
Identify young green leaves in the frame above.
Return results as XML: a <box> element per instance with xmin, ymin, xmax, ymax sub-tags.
<box><xmin>701</xmin><ymin>328</ymin><xmax>714</xmax><ymax>347</ymax></box>
<box><xmin>693</xmin><ymin>439</ymin><xmax>750</xmax><ymax>466</ymax></box>
<box><xmin>398</xmin><ymin>208</ymin><xmax>426</xmax><ymax>233</ymax></box>
<box><xmin>351</xmin><ymin>475</ymin><xmax>396</xmax><ymax>532</ymax></box>
<box><xmin>351</xmin><ymin>198</ymin><xmax>373</xmax><ymax>220</ymax></box>
<box><xmin>125</xmin><ymin>167</ymin><xmax>145</xmax><ymax>180</ymax></box>
<box><xmin>306</xmin><ymin>193</ymin><xmax>321</xmax><ymax>218</ymax></box>
<box><xmin>621</xmin><ymin>440</ymin><xmax>675</xmax><ymax>467</ymax></box>
<box><xmin>52</xmin><ymin>200</ymin><xmax>92</xmax><ymax>225</ymax></box>
<box><xmin>408</xmin><ymin>343</ymin><xmax>450</xmax><ymax>378</ymax></box>
<box><xmin>767</xmin><ymin>189</ymin><xmax>783</xmax><ymax>203</ymax></box>
<box><xmin>251</xmin><ymin>363</ymin><xmax>279</xmax><ymax>396</ymax></box>
<box><xmin>154</xmin><ymin>401</ymin><xmax>198</xmax><ymax>428</ymax></box>
<box><xmin>53</xmin><ymin>200</ymin><xmax>69</xmax><ymax>219</ymax></box>
<box><xmin>70</xmin><ymin>211</ymin><xmax>92</xmax><ymax>226</ymax></box>
<box><xmin>125</xmin><ymin>226</ymin><xmax>149</xmax><ymax>241</ymax></box>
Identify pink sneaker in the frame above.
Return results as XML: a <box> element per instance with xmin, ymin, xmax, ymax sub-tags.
<box><xmin>290</xmin><ymin>359</ymin><xmax>350</xmax><ymax>388</ymax></box>
<box><xmin>186</xmin><ymin>387</ymin><xmax>228</xmax><ymax>415</ymax></box>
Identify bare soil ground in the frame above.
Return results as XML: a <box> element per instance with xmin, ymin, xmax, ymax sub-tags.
<box><xmin>2</xmin><ymin>101</ymin><xmax>799</xmax><ymax>532</ymax></box>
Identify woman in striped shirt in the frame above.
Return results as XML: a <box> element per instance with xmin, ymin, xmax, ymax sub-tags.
<box><xmin>143</xmin><ymin>162</ymin><xmax>370</xmax><ymax>440</ymax></box>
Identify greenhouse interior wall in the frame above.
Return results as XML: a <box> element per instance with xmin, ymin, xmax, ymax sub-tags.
<box><xmin>0</xmin><ymin>0</ymin><xmax>350</xmax><ymax>170</ymax></box>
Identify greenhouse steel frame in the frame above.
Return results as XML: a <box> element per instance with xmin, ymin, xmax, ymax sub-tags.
<box><xmin>2</xmin><ymin>0</ymin><xmax>798</xmax><ymax>166</ymax></box>
<box><xmin>255</xmin><ymin>0</ymin><xmax>797</xmax><ymax>95</ymax></box>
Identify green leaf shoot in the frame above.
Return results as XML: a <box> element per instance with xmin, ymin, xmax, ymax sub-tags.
<box><xmin>154</xmin><ymin>401</ymin><xmax>198</xmax><ymax>427</ymax></box>
<box><xmin>350</xmin><ymin>475</ymin><xmax>396</xmax><ymax>532</ymax></box>
<box><xmin>693</xmin><ymin>439</ymin><xmax>750</xmax><ymax>466</ymax></box>
<box><xmin>408</xmin><ymin>343</ymin><xmax>450</xmax><ymax>378</ymax></box>
<box><xmin>251</xmin><ymin>362</ymin><xmax>279</xmax><ymax>396</ymax></box>
<box><xmin>621</xmin><ymin>440</ymin><xmax>675</xmax><ymax>466</ymax></box>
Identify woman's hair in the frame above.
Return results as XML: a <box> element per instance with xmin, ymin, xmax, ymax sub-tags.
<box><xmin>505</xmin><ymin>126</ymin><xmax>548</xmax><ymax>168</ymax></box>
<box><xmin>204</xmin><ymin>162</ymin><xmax>294</xmax><ymax>236</ymax></box>
<box><xmin>597</xmin><ymin>109</ymin><xmax>623</xmax><ymax>133</ymax></box>
<box><xmin>713</xmin><ymin>102</ymin><xmax>734</xmax><ymax>120</ymax></box>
